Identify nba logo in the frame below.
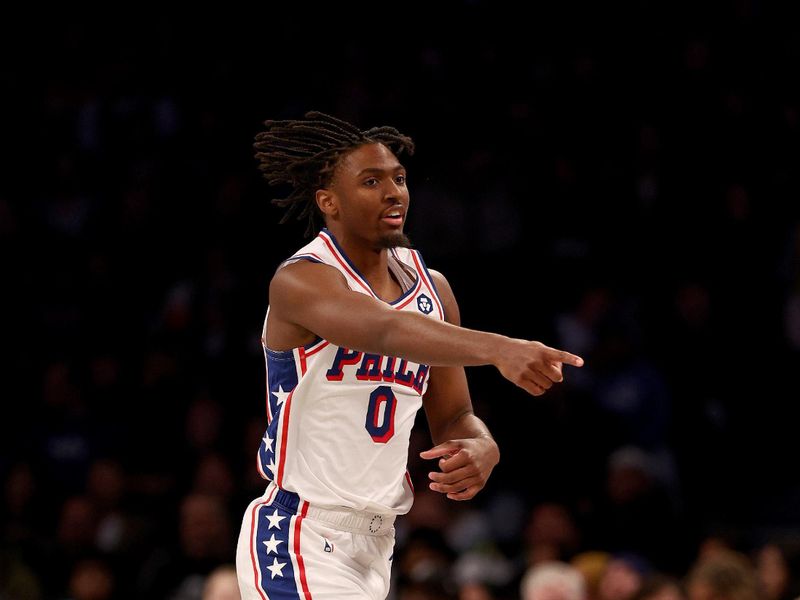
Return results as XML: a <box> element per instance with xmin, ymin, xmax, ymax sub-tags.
<box><xmin>417</xmin><ymin>294</ymin><xmax>433</xmax><ymax>314</ymax></box>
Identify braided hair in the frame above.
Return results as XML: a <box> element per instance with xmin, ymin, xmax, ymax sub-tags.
<box><xmin>253</xmin><ymin>111</ymin><xmax>415</xmax><ymax>236</ymax></box>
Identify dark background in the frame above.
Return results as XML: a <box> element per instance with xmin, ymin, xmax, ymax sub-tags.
<box><xmin>2</xmin><ymin>3</ymin><xmax>800</xmax><ymax>599</ymax></box>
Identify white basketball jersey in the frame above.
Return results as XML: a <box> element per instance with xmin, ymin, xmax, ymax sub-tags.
<box><xmin>256</xmin><ymin>228</ymin><xmax>445</xmax><ymax>515</ymax></box>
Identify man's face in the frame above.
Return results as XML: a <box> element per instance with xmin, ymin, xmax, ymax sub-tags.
<box><xmin>325</xmin><ymin>143</ymin><xmax>411</xmax><ymax>248</ymax></box>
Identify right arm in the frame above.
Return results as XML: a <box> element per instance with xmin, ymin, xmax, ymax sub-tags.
<box><xmin>269</xmin><ymin>261</ymin><xmax>583</xmax><ymax>396</ymax></box>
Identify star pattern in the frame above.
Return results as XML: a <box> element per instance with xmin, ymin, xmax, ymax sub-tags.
<box><xmin>272</xmin><ymin>385</ymin><xmax>290</xmax><ymax>406</ymax></box>
<box><xmin>262</xmin><ymin>533</ymin><xmax>283</xmax><ymax>555</ymax></box>
<box><xmin>258</xmin><ymin>366</ymin><xmax>297</xmax><ymax>585</ymax></box>
<box><xmin>258</xmin><ymin>504</ymin><xmax>293</xmax><ymax>584</ymax></box>
<box><xmin>260</xmin><ymin>400</ymin><xmax>278</xmax><ymax>480</ymax></box>
<box><xmin>266</xmin><ymin>508</ymin><xmax>286</xmax><ymax>530</ymax></box>
<box><xmin>261</xmin><ymin>384</ymin><xmax>293</xmax><ymax>480</ymax></box>
<box><xmin>260</xmin><ymin>430</ymin><xmax>277</xmax><ymax>480</ymax></box>
<box><xmin>266</xmin><ymin>557</ymin><xmax>287</xmax><ymax>579</ymax></box>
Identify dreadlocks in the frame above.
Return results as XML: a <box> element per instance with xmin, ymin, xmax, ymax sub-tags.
<box><xmin>253</xmin><ymin>111</ymin><xmax>415</xmax><ymax>236</ymax></box>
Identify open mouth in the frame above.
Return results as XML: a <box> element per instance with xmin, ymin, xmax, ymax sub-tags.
<box><xmin>381</xmin><ymin>211</ymin><xmax>404</xmax><ymax>227</ymax></box>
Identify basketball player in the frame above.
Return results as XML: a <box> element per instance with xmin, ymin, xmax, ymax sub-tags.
<box><xmin>236</xmin><ymin>112</ymin><xmax>584</xmax><ymax>599</ymax></box>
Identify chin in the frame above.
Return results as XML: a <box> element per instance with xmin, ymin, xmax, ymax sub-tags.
<box><xmin>377</xmin><ymin>231</ymin><xmax>413</xmax><ymax>249</ymax></box>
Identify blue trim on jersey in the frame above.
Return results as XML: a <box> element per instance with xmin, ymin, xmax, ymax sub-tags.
<box><xmin>413</xmin><ymin>250</ymin><xmax>447</xmax><ymax>322</ymax></box>
<box><xmin>260</xmin><ymin>349</ymin><xmax>300</xmax><ymax>482</ymax></box>
<box><xmin>254</xmin><ymin>500</ymin><xmax>301</xmax><ymax>598</ymax></box>
<box><xmin>279</xmin><ymin>254</ymin><xmax>323</xmax><ymax>268</ymax></box>
<box><xmin>272</xmin><ymin>487</ymin><xmax>301</xmax><ymax>512</ymax></box>
<box><xmin>321</xmin><ymin>228</ymin><xmax>419</xmax><ymax>306</ymax></box>
<box><xmin>293</xmin><ymin>254</ymin><xmax>324</xmax><ymax>264</ymax></box>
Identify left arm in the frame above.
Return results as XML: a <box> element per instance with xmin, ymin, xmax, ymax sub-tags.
<box><xmin>419</xmin><ymin>270</ymin><xmax>500</xmax><ymax>501</ymax></box>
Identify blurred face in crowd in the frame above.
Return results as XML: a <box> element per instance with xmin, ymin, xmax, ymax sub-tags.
<box><xmin>756</xmin><ymin>544</ymin><xmax>789</xmax><ymax>600</ymax></box>
<box><xmin>598</xmin><ymin>560</ymin><xmax>642</xmax><ymax>600</ymax></box>
<box><xmin>203</xmin><ymin>566</ymin><xmax>240</xmax><ymax>600</ymax></box>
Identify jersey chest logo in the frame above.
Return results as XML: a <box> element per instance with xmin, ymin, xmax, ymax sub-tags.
<box><xmin>325</xmin><ymin>348</ymin><xmax>430</xmax><ymax>395</ymax></box>
<box><xmin>417</xmin><ymin>294</ymin><xmax>433</xmax><ymax>314</ymax></box>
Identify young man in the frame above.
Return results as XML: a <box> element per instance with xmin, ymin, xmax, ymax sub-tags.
<box><xmin>236</xmin><ymin>112</ymin><xmax>584</xmax><ymax>599</ymax></box>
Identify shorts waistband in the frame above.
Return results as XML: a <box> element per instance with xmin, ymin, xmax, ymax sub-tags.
<box><xmin>268</xmin><ymin>483</ymin><xmax>395</xmax><ymax>536</ymax></box>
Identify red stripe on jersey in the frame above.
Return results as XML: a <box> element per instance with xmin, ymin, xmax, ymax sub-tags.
<box><xmin>276</xmin><ymin>389</ymin><xmax>295</xmax><ymax>488</ymax></box>
<box><xmin>249</xmin><ymin>485</ymin><xmax>278</xmax><ymax>600</ymax></box>
<box><xmin>395</xmin><ymin>276</ymin><xmax>422</xmax><ymax>309</ymax></box>
<box><xmin>410</xmin><ymin>252</ymin><xmax>444</xmax><ymax>320</ymax></box>
<box><xmin>295</xmin><ymin>501</ymin><xmax>313</xmax><ymax>599</ymax></box>
<box><xmin>319</xmin><ymin>233</ymin><xmax>377</xmax><ymax>298</ymax></box>
<box><xmin>263</xmin><ymin>345</ymin><xmax>272</xmax><ymax>424</ymax></box>
<box><xmin>405</xmin><ymin>470</ymin><xmax>415</xmax><ymax>493</ymax></box>
<box><xmin>298</xmin><ymin>347</ymin><xmax>308</xmax><ymax>376</ymax></box>
<box><xmin>297</xmin><ymin>340</ymin><xmax>329</xmax><ymax>368</ymax></box>
<box><xmin>304</xmin><ymin>340</ymin><xmax>330</xmax><ymax>357</ymax></box>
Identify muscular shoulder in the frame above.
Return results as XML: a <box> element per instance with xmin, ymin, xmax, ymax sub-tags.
<box><xmin>269</xmin><ymin>260</ymin><xmax>349</xmax><ymax>311</ymax></box>
<box><xmin>266</xmin><ymin>260</ymin><xmax>351</xmax><ymax>349</ymax></box>
<box><xmin>428</xmin><ymin>269</ymin><xmax>460</xmax><ymax>326</ymax></box>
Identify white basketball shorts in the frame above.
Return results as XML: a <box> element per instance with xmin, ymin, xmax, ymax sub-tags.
<box><xmin>236</xmin><ymin>482</ymin><xmax>396</xmax><ymax>600</ymax></box>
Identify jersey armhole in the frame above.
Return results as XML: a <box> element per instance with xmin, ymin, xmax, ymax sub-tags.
<box><xmin>413</xmin><ymin>250</ymin><xmax>447</xmax><ymax>322</ymax></box>
<box><xmin>277</xmin><ymin>254</ymin><xmax>324</xmax><ymax>271</ymax></box>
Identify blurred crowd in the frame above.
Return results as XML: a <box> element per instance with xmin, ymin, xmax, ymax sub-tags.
<box><xmin>2</xmin><ymin>4</ymin><xmax>800</xmax><ymax>599</ymax></box>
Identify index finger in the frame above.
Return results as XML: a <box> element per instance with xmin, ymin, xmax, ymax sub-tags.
<box><xmin>420</xmin><ymin>441</ymin><xmax>461</xmax><ymax>460</ymax></box>
<box><xmin>548</xmin><ymin>348</ymin><xmax>584</xmax><ymax>367</ymax></box>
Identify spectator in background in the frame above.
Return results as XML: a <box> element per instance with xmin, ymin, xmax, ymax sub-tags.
<box><xmin>520</xmin><ymin>561</ymin><xmax>586</xmax><ymax>600</ymax></box>
<box><xmin>397</xmin><ymin>581</ymin><xmax>454</xmax><ymax>600</ymax></box>
<box><xmin>54</xmin><ymin>496</ymin><xmax>100</xmax><ymax>593</ymax></box>
<box><xmin>3</xmin><ymin>462</ymin><xmax>46</xmax><ymax>571</ymax></box>
<box><xmin>0</xmin><ymin>547</ymin><xmax>42</xmax><ymax>600</ymax></box>
<box><xmin>594</xmin><ymin>448</ymin><xmax>679</xmax><ymax>568</ymax></box>
<box><xmin>85</xmin><ymin>458</ymin><xmax>134</xmax><ymax>555</ymax></box>
<box><xmin>138</xmin><ymin>493</ymin><xmax>233</xmax><ymax>599</ymax></box>
<box><xmin>67</xmin><ymin>558</ymin><xmax>115</xmax><ymax>600</ymax></box>
<box><xmin>458</xmin><ymin>581</ymin><xmax>496</xmax><ymax>600</ymax></box>
<box><xmin>203</xmin><ymin>565</ymin><xmax>241</xmax><ymax>600</ymax></box>
<box><xmin>632</xmin><ymin>575</ymin><xmax>684</xmax><ymax>600</ymax></box>
<box><xmin>695</xmin><ymin>536</ymin><xmax>736</xmax><ymax>562</ymax></box>
<box><xmin>394</xmin><ymin>527</ymin><xmax>455</xmax><ymax>593</ymax></box>
<box><xmin>685</xmin><ymin>550</ymin><xmax>760</xmax><ymax>600</ymax></box>
<box><xmin>524</xmin><ymin>503</ymin><xmax>581</xmax><ymax>566</ymax></box>
<box><xmin>571</xmin><ymin>551</ymin><xmax>611</xmax><ymax>600</ymax></box>
<box><xmin>596</xmin><ymin>555</ymin><xmax>649</xmax><ymax>600</ymax></box>
<box><xmin>754</xmin><ymin>542</ymin><xmax>800</xmax><ymax>600</ymax></box>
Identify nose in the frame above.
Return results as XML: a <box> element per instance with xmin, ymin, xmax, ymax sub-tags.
<box><xmin>384</xmin><ymin>178</ymin><xmax>404</xmax><ymax>200</ymax></box>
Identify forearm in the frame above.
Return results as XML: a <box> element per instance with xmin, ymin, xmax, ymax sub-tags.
<box><xmin>375</xmin><ymin>310</ymin><xmax>509</xmax><ymax>367</ymax></box>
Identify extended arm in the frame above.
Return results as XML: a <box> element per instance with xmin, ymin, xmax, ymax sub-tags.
<box><xmin>270</xmin><ymin>261</ymin><xmax>583</xmax><ymax>396</ymax></box>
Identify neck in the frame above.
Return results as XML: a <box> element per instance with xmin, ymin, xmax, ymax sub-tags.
<box><xmin>329</xmin><ymin>228</ymin><xmax>388</xmax><ymax>274</ymax></box>
<box><xmin>324</xmin><ymin>226</ymin><xmax>399</xmax><ymax>299</ymax></box>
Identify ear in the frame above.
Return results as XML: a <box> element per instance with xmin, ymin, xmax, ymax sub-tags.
<box><xmin>316</xmin><ymin>188</ymin><xmax>338</xmax><ymax>219</ymax></box>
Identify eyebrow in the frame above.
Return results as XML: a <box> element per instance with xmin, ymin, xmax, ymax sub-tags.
<box><xmin>356</xmin><ymin>165</ymin><xmax>405</xmax><ymax>177</ymax></box>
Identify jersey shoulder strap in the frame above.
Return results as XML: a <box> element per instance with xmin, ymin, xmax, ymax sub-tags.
<box><xmin>278</xmin><ymin>231</ymin><xmax>373</xmax><ymax>296</ymax></box>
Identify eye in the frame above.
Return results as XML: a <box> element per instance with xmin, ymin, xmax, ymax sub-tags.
<box><xmin>395</xmin><ymin>175</ymin><xmax>406</xmax><ymax>185</ymax></box>
<box><xmin>364</xmin><ymin>178</ymin><xmax>378</xmax><ymax>186</ymax></box>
